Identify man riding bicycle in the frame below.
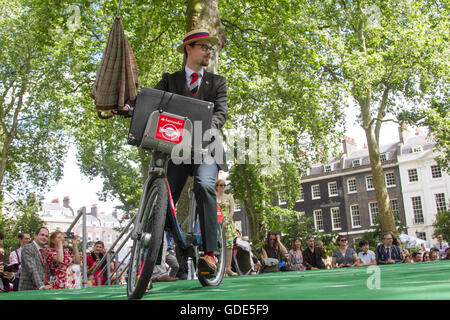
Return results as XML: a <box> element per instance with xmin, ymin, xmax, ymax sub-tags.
<box><xmin>153</xmin><ymin>29</ymin><xmax>228</xmax><ymax>272</ymax></box>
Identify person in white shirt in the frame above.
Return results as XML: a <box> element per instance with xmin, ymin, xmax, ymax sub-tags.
<box><xmin>433</xmin><ymin>235</ymin><xmax>449</xmax><ymax>260</ymax></box>
<box><xmin>357</xmin><ymin>240</ymin><xmax>376</xmax><ymax>266</ymax></box>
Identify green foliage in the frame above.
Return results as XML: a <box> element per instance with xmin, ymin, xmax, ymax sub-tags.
<box><xmin>0</xmin><ymin>193</ymin><xmax>43</xmax><ymax>257</ymax></box>
<box><xmin>432</xmin><ymin>210</ymin><xmax>450</xmax><ymax>241</ymax></box>
<box><xmin>398</xmin><ymin>97</ymin><xmax>449</xmax><ymax>172</ymax></box>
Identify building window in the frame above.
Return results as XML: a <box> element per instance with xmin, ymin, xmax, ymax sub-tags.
<box><xmin>347</xmin><ymin>178</ymin><xmax>357</xmax><ymax>193</ymax></box>
<box><xmin>331</xmin><ymin>207</ymin><xmax>342</xmax><ymax>230</ymax></box>
<box><xmin>380</xmin><ymin>153</ymin><xmax>388</xmax><ymax>162</ymax></box>
<box><xmin>234</xmin><ymin>201</ymin><xmax>241</xmax><ymax>211</ymax></box>
<box><xmin>298</xmin><ymin>186</ymin><xmax>304</xmax><ymax>202</ymax></box>
<box><xmin>350</xmin><ymin>204</ymin><xmax>361</xmax><ymax>228</ymax></box>
<box><xmin>369</xmin><ymin>202</ymin><xmax>379</xmax><ymax>226</ymax></box>
<box><xmin>311</xmin><ymin>185</ymin><xmax>321</xmax><ymax>200</ymax></box>
<box><xmin>366</xmin><ymin>176</ymin><xmax>374</xmax><ymax>191</ymax></box>
<box><xmin>324</xmin><ymin>164</ymin><xmax>333</xmax><ymax>172</ymax></box>
<box><xmin>431</xmin><ymin>165</ymin><xmax>442</xmax><ymax>179</ymax></box>
<box><xmin>278</xmin><ymin>188</ymin><xmax>287</xmax><ymax>205</ymax></box>
<box><xmin>435</xmin><ymin>193</ymin><xmax>447</xmax><ymax>213</ymax></box>
<box><xmin>416</xmin><ymin>232</ymin><xmax>427</xmax><ymax>241</ymax></box>
<box><xmin>390</xmin><ymin>199</ymin><xmax>399</xmax><ymax>217</ymax></box>
<box><xmin>385</xmin><ymin>172</ymin><xmax>396</xmax><ymax>187</ymax></box>
<box><xmin>313</xmin><ymin>209</ymin><xmax>324</xmax><ymax>232</ymax></box>
<box><xmin>408</xmin><ymin>168</ymin><xmax>419</xmax><ymax>182</ymax></box>
<box><xmin>352</xmin><ymin>159</ymin><xmax>361</xmax><ymax>167</ymax></box>
<box><xmin>296</xmin><ymin>211</ymin><xmax>305</xmax><ymax>219</ymax></box>
<box><xmin>412</xmin><ymin>146</ymin><xmax>423</xmax><ymax>153</ymax></box>
<box><xmin>411</xmin><ymin>196</ymin><xmax>424</xmax><ymax>224</ymax></box>
<box><xmin>328</xmin><ymin>182</ymin><xmax>338</xmax><ymax>197</ymax></box>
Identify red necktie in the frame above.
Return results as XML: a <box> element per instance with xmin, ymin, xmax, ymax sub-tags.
<box><xmin>39</xmin><ymin>249</ymin><xmax>48</xmax><ymax>285</ymax></box>
<box><xmin>189</xmin><ymin>72</ymin><xmax>200</xmax><ymax>96</ymax></box>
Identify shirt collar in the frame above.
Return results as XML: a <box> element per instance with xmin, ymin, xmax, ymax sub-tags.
<box><xmin>185</xmin><ymin>65</ymin><xmax>204</xmax><ymax>78</ymax></box>
<box><xmin>33</xmin><ymin>240</ymin><xmax>43</xmax><ymax>250</ymax></box>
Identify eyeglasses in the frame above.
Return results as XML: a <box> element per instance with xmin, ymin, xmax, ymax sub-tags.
<box><xmin>191</xmin><ymin>43</ymin><xmax>215</xmax><ymax>52</ymax></box>
<box><xmin>218</xmin><ymin>184</ymin><xmax>226</xmax><ymax>187</ymax></box>
<box><xmin>268</xmin><ymin>238</ymin><xmax>276</xmax><ymax>241</ymax></box>
<box><xmin>340</xmin><ymin>239</ymin><xmax>347</xmax><ymax>242</ymax></box>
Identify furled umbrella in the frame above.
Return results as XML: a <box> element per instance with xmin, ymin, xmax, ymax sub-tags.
<box><xmin>90</xmin><ymin>15</ymin><xmax>139</xmax><ymax>119</ymax></box>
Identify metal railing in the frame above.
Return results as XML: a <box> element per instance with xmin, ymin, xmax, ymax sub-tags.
<box><xmin>67</xmin><ymin>207</ymin><xmax>135</xmax><ymax>287</ymax></box>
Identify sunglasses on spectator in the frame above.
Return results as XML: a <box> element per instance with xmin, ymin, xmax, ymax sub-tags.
<box><xmin>268</xmin><ymin>238</ymin><xmax>276</xmax><ymax>241</ymax></box>
<box><xmin>340</xmin><ymin>239</ymin><xmax>347</xmax><ymax>242</ymax></box>
<box><xmin>218</xmin><ymin>184</ymin><xmax>226</xmax><ymax>187</ymax></box>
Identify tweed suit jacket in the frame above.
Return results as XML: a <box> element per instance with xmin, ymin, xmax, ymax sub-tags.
<box><xmin>154</xmin><ymin>69</ymin><xmax>229</xmax><ymax>171</ymax></box>
<box><xmin>375</xmin><ymin>244</ymin><xmax>404</xmax><ymax>264</ymax></box>
<box><xmin>18</xmin><ymin>242</ymin><xmax>50</xmax><ymax>291</ymax></box>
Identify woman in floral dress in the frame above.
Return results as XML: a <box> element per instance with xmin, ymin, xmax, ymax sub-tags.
<box><xmin>46</xmin><ymin>231</ymin><xmax>80</xmax><ymax>289</ymax></box>
<box><xmin>215</xmin><ymin>179</ymin><xmax>238</xmax><ymax>276</ymax></box>
<box><xmin>288</xmin><ymin>237</ymin><xmax>306</xmax><ymax>271</ymax></box>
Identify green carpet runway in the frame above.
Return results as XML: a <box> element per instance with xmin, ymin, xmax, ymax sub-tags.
<box><xmin>2</xmin><ymin>261</ymin><xmax>449</xmax><ymax>301</ymax></box>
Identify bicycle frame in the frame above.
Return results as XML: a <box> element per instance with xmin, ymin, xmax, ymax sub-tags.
<box><xmin>141</xmin><ymin>150</ymin><xmax>202</xmax><ymax>256</ymax></box>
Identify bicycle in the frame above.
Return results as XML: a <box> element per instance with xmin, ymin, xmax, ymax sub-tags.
<box><xmin>121</xmin><ymin>93</ymin><xmax>226</xmax><ymax>299</ymax></box>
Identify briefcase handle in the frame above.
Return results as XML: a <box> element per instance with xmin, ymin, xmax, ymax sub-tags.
<box><xmin>157</xmin><ymin>91</ymin><xmax>175</xmax><ymax>113</ymax></box>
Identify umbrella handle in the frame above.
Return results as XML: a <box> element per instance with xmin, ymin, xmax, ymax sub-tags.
<box><xmin>98</xmin><ymin>110</ymin><xmax>114</xmax><ymax>119</ymax></box>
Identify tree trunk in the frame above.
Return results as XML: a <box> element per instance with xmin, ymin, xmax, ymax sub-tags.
<box><xmin>365</xmin><ymin>128</ymin><xmax>397</xmax><ymax>235</ymax></box>
<box><xmin>186</xmin><ymin>0</ymin><xmax>226</xmax><ymax>74</ymax></box>
<box><xmin>359</xmin><ymin>92</ymin><xmax>397</xmax><ymax>236</ymax></box>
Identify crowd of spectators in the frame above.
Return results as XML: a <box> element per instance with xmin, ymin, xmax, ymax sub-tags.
<box><xmin>1</xmin><ymin>226</ymin><xmax>449</xmax><ymax>293</ymax></box>
<box><xmin>0</xmin><ymin>228</ymin><xmax>118</xmax><ymax>293</ymax></box>
<box><xmin>256</xmin><ymin>231</ymin><xmax>450</xmax><ymax>274</ymax></box>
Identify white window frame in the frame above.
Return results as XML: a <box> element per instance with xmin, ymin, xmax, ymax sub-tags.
<box><xmin>350</xmin><ymin>204</ymin><xmax>361</xmax><ymax>228</ymax></box>
<box><xmin>390</xmin><ymin>199</ymin><xmax>399</xmax><ymax>217</ymax></box>
<box><xmin>298</xmin><ymin>186</ymin><xmax>304</xmax><ymax>202</ymax></box>
<box><xmin>296</xmin><ymin>211</ymin><xmax>305</xmax><ymax>219</ymax></box>
<box><xmin>331</xmin><ymin>207</ymin><xmax>342</xmax><ymax>230</ymax></box>
<box><xmin>347</xmin><ymin>178</ymin><xmax>357</xmax><ymax>193</ymax></box>
<box><xmin>411</xmin><ymin>196</ymin><xmax>424</xmax><ymax>224</ymax></box>
<box><xmin>380</xmin><ymin>152</ymin><xmax>388</xmax><ymax>162</ymax></box>
<box><xmin>324</xmin><ymin>164</ymin><xmax>333</xmax><ymax>172</ymax></box>
<box><xmin>369</xmin><ymin>202</ymin><xmax>379</xmax><ymax>226</ymax></box>
<box><xmin>328</xmin><ymin>181</ymin><xmax>338</xmax><ymax>197</ymax></box>
<box><xmin>313</xmin><ymin>209</ymin><xmax>324</xmax><ymax>232</ymax></box>
<box><xmin>385</xmin><ymin>172</ymin><xmax>396</xmax><ymax>188</ymax></box>
<box><xmin>435</xmin><ymin>193</ymin><xmax>447</xmax><ymax>213</ymax></box>
<box><xmin>431</xmin><ymin>165</ymin><xmax>442</xmax><ymax>179</ymax></box>
<box><xmin>352</xmin><ymin>159</ymin><xmax>361</xmax><ymax>167</ymax></box>
<box><xmin>311</xmin><ymin>184</ymin><xmax>321</xmax><ymax>200</ymax></box>
<box><xmin>408</xmin><ymin>168</ymin><xmax>419</xmax><ymax>183</ymax></box>
<box><xmin>366</xmin><ymin>176</ymin><xmax>375</xmax><ymax>191</ymax></box>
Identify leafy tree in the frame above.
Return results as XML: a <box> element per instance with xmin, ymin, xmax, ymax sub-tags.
<box><xmin>0</xmin><ymin>192</ymin><xmax>43</xmax><ymax>257</ymax></box>
<box><xmin>0</xmin><ymin>0</ymin><xmax>90</xmax><ymax>199</ymax></box>
<box><xmin>398</xmin><ymin>97</ymin><xmax>449</xmax><ymax>172</ymax></box>
<box><xmin>299</xmin><ymin>0</ymin><xmax>449</xmax><ymax>235</ymax></box>
<box><xmin>432</xmin><ymin>210</ymin><xmax>450</xmax><ymax>241</ymax></box>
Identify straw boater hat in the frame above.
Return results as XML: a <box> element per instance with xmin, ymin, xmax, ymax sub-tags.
<box><xmin>176</xmin><ymin>29</ymin><xmax>218</xmax><ymax>53</ymax></box>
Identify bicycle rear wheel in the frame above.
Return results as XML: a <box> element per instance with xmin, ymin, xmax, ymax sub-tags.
<box><xmin>198</xmin><ymin>222</ymin><xmax>226</xmax><ymax>287</ymax></box>
<box><xmin>127</xmin><ymin>177</ymin><xmax>167</xmax><ymax>299</ymax></box>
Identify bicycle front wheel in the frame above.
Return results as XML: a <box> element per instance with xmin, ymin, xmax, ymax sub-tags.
<box><xmin>198</xmin><ymin>222</ymin><xmax>226</xmax><ymax>287</ymax></box>
<box><xmin>127</xmin><ymin>177</ymin><xmax>167</xmax><ymax>299</ymax></box>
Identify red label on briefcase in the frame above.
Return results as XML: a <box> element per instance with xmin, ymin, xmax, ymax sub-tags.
<box><xmin>155</xmin><ymin>114</ymin><xmax>185</xmax><ymax>144</ymax></box>
<box><xmin>217</xmin><ymin>204</ymin><xmax>224</xmax><ymax>223</ymax></box>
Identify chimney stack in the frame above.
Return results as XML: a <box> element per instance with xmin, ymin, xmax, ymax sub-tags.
<box><xmin>342</xmin><ymin>136</ymin><xmax>358</xmax><ymax>156</ymax></box>
<box><xmin>63</xmin><ymin>196</ymin><xmax>70</xmax><ymax>208</ymax></box>
<box><xmin>51</xmin><ymin>198</ymin><xmax>59</xmax><ymax>204</ymax></box>
<box><xmin>415</xmin><ymin>128</ymin><xmax>423</xmax><ymax>136</ymax></box>
<box><xmin>91</xmin><ymin>204</ymin><xmax>98</xmax><ymax>218</ymax></box>
<box><xmin>112</xmin><ymin>209</ymin><xmax>118</xmax><ymax>219</ymax></box>
<box><xmin>398</xmin><ymin>124</ymin><xmax>410</xmax><ymax>143</ymax></box>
